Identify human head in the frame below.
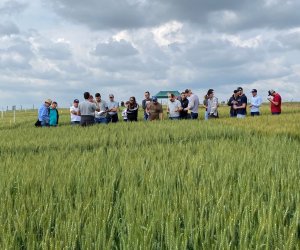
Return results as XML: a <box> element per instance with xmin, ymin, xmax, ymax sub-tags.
<box><xmin>73</xmin><ymin>99</ymin><xmax>79</xmax><ymax>107</ymax></box>
<box><xmin>88</xmin><ymin>95</ymin><xmax>94</xmax><ymax>102</ymax></box>
<box><xmin>51</xmin><ymin>101</ymin><xmax>57</xmax><ymax>108</ymax></box>
<box><xmin>83</xmin><ymin>92</ymin><xmax>90</xmax><ymax>100</ymax></box>
<box><xmin>95</xmin><ymin>93</ymin><xmax>101</xmax><ymax>102</ymax></box>
<box><xmin>268</xmin><ymin>89</ymin><xmax>276</xmax><ymax>97</ymax></box>
<box><xmin>168</xmin><ymin>93</ymin><xmax>175</xmax><ymax>102</ymax></box>
<box><xmin>251</xmin><ymin>89</ymin><xmax>257</xmax><ymax>97</ymax></box>
<box><xmin>185</xmin><ymin>89</ymin><xmax>192</xmax><ymax>97</ymax></box>
<box><xmin>237</xmin><ymin>87</ymin><xmax>243</xmax><ymax>95</ymax></box>
<box><xmin>152</xmin><ymin>96</ymin><xmax>158</xmax><ymax>103</ymax></box>
<box><xmin>125</xmin><ymin>101</ymin><xmax>130</xmax><ymax>106</ymax></box>
<box><xmin>129</xmin><ymin>96</ymin><xmax>136</xmax><ymax>104</ymax></box>
<box><xmin>144</xmin><ymin>91</ymin><xmax>150</xmax><ymax>99</ymax></box>
<box><xmin>120</xmin><ymin>101</ymin><xmax>125</xmax><ymax>107</ymax></box>
<box><xmin>109</xmin><ymin>94</ymin><xmax>114</xmax><ymax>101</ymax></box>
<box><xmin>207</xmin><ymin>89</ymin><xmax>214</xmax><ymax>99</ymax></box>
<box><xmin>233</xmin><ymin>90</ymin><xmax>239</xmax><ymax>97</ymax></box>
<box><xmin>181</xmin><ymin>92</ymin><xmax>186</xmax><ymax>100</ymax></box>
<box><xmin>45</xmin><ymin>99</ymin><xmax>52</xmax><ymax>107</ymax></box>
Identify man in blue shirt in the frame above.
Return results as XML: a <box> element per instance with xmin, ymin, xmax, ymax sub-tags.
<box><xmin>249</xmin><ymin>89</ymin><xmax>262</xmax><ymax>116</ymax></box>
<box><xmin>234</xmin><ymin>87</ymin><xmax>247</xmax><ymax>119</ymax></box>
<box><xmin>38</xmin><ymin>99</ymin><xmax>52</xmax><ymax>127</ymax></box>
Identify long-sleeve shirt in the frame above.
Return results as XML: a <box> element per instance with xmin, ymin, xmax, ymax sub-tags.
<box><xmin>207</xmin><ymin>97</ymin><xmax>218</xmax><ymax>116</ymax></box>
<box><xmin>38</xmin><ymin>104</ymin><xmax>49</xmax><ymax>122</ymax></box>
<box><xmin>250</xmin><ymin>95</ymin><xmax>262</xmax><ymax>113</ymax></box>
<box><xmin>187</xmin><ymin>94</ymin><xmax>199</xmax><ymax>113</ymax></box>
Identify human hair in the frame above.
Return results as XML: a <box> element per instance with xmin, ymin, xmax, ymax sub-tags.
<box><xmin>145</xmin><ymin>91</ymin><xmax>150</xmax><ymax>95</ymax></box>
<box><xmin>84</xmin><ymin>92</ymin><xmax>90</xmax><ymax>99</ymax></box>
<box><xmin>95</xmin><ymin>93</ymin><xmax>101</xmax><ymax>97</ymax></box>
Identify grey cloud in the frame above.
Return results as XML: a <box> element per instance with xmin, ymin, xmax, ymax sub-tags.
<box><xmin>39</xmin><ymin>41</ymin><xmax>72</xmax><ymax>60</ymax></box>
<box><xmin>0</xmin><ymin>22</ymin><xmax>20</xmax><ymax>36</ymax></box>
<box><xmin>0</xmin><ymin>0</ymin><xmax>28</xmax><ymax>15</ymax></box>
<box><xmin>92</xmin><ymin>40</ymin><xmax>138</xmax><ymax>57</ymax></box>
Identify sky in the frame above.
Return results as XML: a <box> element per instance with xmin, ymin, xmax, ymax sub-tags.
<box><xmin>1</xmin><ymin>0</ymin><xmax>300</xmax><ymax>109</ymax></box>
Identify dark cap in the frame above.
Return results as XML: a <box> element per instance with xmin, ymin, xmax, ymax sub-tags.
<box><xmin>251</xmin><ymin>89</ymin><xmax>257</xmax><ymax>93</ymax></box>
<box><xmin>184</xmin><ymin>89</ymin><xmax>190</xmax><ymax>94</ymax></box>
<box><xmin>237</xmin><ymin>87</ymin><xmax>243</xmax><ymax>91</ymax></box>
<box><xmin>74</xmin><ymin>99</ymin><xmax>79</xmax><ymax>103</ymax></box>
<box><xmin>152</xmin><ymin>96</ymin><xmax>158</xmax><ymax>102</ymax></box>
<box><xmin>233</xmin><ymin>90</ymin><xmax>238</xmax><ymax>94</ymax></box>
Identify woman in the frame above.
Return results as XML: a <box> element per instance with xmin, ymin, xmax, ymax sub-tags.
<box><xmin>126</xmin><ymin>97</ymin><xmax>139</xmax><ymax>122</ymax></box>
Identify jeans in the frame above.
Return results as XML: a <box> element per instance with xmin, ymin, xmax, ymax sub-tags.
<box><xmin>41</xmin><ymin>120</ymin><xmax>49</xmax><ymax>127</ymax></box>
<box><xmin>144</xmin><ymin>113</ymin><xmax>149</xmax><ymax>121</ymax></box>
<box><xmin>71</xmin><ymin>121</ymin><xmax>80</xmax><ymax>125</ymax></box>
<box><xmin>251</xmin><ymin>112</ymin><xmax>260</xmax><ymax>116</ymax></box>
<box><xmin>237</xmin><ymin>114</ymin><xmax>246</xmax><ymax>119</ymax></box>
<box><xmin>169</xmin><ymin>117</ymin><xmax>180</xmax><ymax>120</ymax></box>
<box><xmin>204</xmin><ymin>111</ymin><xmax>209</xmax><ymax>120</ymax></box>
<box><xmin>191</xmin><ymin>112</ymin><xmax>198</xmax><ymax>119</ymax></box>
<box><xmin>107</xmin><ymin>114</ymin><xmax>119</xmax><ymax>123</ymax></box>
<box><xmin>80</xmin><ymin>115</ymin><xmax>95</xmax><ymax>126</ymax></box>
<box><xmin>95</xmin><ymin>117</ymin><xmax>108</xmax><ymax>124</ymax></box>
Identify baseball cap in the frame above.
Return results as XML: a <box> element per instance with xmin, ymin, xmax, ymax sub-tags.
<box><xmin>45</xmin><ymin>98</ymin><xmax>52</xmax><ymax>104</ymax></box>
<box><xmin>251</xmin><ymin>89</ymin><xmax>257</xmax><ymax>93</ymax></box>
<box><xmin>74</xmin><ymin>99</ymin><xmax>79</xmax><ymax>103</ymax></box>
<box><xmin>237</xmin><ymin>87</ymin><xmax>243</xmax><ymax>91</ymax></box>
<box><xmin>152</xmin><ymin>96</ymin><xmax>158</xmax><ymax>102</ymax></box>
<box><xmin>268</xmin><ymin>89</ymin><xmax>275</xmax><ymax>96</ymax></box>
<box><xmin>233</xmin><ymin>90</ymin><xmax>238</xmax><ymax>94</ymax></box>
<box><xmin>109</xmin><ymin>94</ymin><xmax>114</xmax><ymax>97</ymax></box>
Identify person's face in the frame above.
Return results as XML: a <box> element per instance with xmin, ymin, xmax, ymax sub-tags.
<box><xmin>168</xmin><ymin>95</ymin><xmax>173</xmax><ymax>101</ymax></box>
<box><xmin>208</xmin><ymin>92</ymin><xmax>214</xmax><ymax>99</ymax></box>
<box><xmin>74</xmin><ymin>102</ymin><xmax>79</xmax><ymax>107</ymax></box>
<box><xmin>145</xmin><ymin>92</ymin><xmax>150</xmax><ymax>99</ymax></box>
<box><xmin>181</xmin><ymin>94</ymin><xmax>186</xmax><ymax>100</ymax></box>
<box><xmin>95</xmin><ymin>96</ymin><xmax>101</xmax><ymax>102</ymax></box>
<box><xmin>129</xmin><ymin>98</ymin><xmax>134</xmax><ymax>104</ymax></box>
<box><xmin>109</xmin><ymin>96</ymin><xmax>114</xmax><ymax>101</ymax></box>
<box><xmin>252</xmin><ymin>91</ymin><xmax>257</xmax><ymax>97</ymax></box>
<box><xmin>88</xmin><ymin>96</ymin><xmax>94</xmax><ymax>102</ymax></box>
<box><xmin>45</xmin><ymin>102</ymin><xmax>51</xmax><ymax>107</ymax></box>
<box><xmin>272</xmin><ymin>92</ymin><xmax>276</xmax><ymax>97</ymax></box>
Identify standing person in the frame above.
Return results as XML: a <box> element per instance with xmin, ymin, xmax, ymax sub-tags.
<box><xmin>267</xmin><ymin>89</ymin><xmax>282</xmax><ymax>115</ymax></box>
<box><xmin>126</xmin><ymin>97</ymin><xmax>139</xmax><ymax>122</ymax></box>
<box><xmin>179</xmin><ymin>92</ymin><xmax>189</xmax><ymax>119</ymax></box>
<box><xmin>38</xmin><ymin>99</ymin><xmax>52</xmax><ymax>127</ymax></box>
<box><xmin>142</xmin><ymin>91</ymin><xmax>151</xmax><ymax>121</ymax></box>
<box><xmin>107</xmin><ymin>94</ymin><xmax>119</xmax><ymax>123</ymax></box>
<box><xmin>227</xmin><ymin>90</ymin><xmax>239</xmax><ymax>117</ymax></box>
<box><xmin>249</xmin><ymin>89</ymin><xmax>262</xmax><ymax>116</ymax></box>
<box><xmin>78</xmin><ymin>92</ymin><xmax>99</xmax><ymax>126</ymax></box>
<box><xmin>94</xmin><ymin>93</ymin><xmax>108</xmax><ymax>124</ymax></box>
<box><xmin>167</xmin><ymin>93</ymin><xmax>182</xmax><ymax>120</ymax></box>
<box><xmin>70</xmin><ymin>99</ymin><xmax>81</xmax><ymax>125</ymax></box>
<box><xmin>146</xmin><ymin>96</ymin><xmax>163</xmax><ymax>121</ymax></box>
<box><xmin>234</xmin><ymin>87</ymin><xmax>247</xmax><ymax>119</ymax></box>
<box><xmin>203</xmin><ymin>94</ymin><xmax>209</xmax><ymax>120</ymax></box>
<box><xmin>184</xmin><ymin>89</ymin><xmax>200</xmax><ymax>119</ymax></box>
<box><xmin>206</xmin><ymin>90</ymin><xmax>219</xmax><ymax>119</ymax></box>
<box><xmin>49</xmin><ymin>101</ymin><xmax>59</xmax><ymax>127</ymax></box>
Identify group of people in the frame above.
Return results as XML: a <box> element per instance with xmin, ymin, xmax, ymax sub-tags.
<box><xmin>36</xmin><ymin>88</ymin><xmax>282</xmax><ymax>127</ymax></box>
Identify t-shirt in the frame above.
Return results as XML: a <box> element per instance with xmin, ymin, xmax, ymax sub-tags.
<box><xmin>250</xmin><ymin>96</ymin><xmax>262</xmax><ymax>113</ymax></box>
<box><xmin>49</xmin><ymin>108</ymin><xmax>58</xmax><ymax>125</ymax></box>
<box><xmin>236</xmin><ymin>94</ymin><xmax>247</xmax><ymax>115</ymax></box>
<box><xmin>95</xmin><ymin>100</ymin><xmax>108</xmax><ymax>118</ymax></box>
<box><xmin>180</xmin><ymin>98</ymin><xmax>189</xmax><ymax>117</ymax></box>
<box><xmin>70</xmin><ymin>106</ymin><xmax>81</xmax><ymax>122</ymax></box>
<box><xmin>271</xmin><ymin>93</ymin><xmax>282</xmax><ymax>113</ymax></box>
<box><xmin>167</xmin><ymin>100</ymin><xmax>181</xmax><ymax>118</ymax></box>
<box><xmin>108</xmin><ymin>101</ymin><xmax>119</xmax><ymax>115</ymax></box>
<box><xmin>148</xmin><ymin>102</ymin><xmax>163</xmax><ymax>121</ymax></box>
<box><xmin>78</xmin><ymin>101</ymin><xmax>97</xmax><ymax>116</ymax></box>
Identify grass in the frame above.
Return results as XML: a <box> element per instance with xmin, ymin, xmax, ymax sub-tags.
<box><xmin>0</xmin><ymin>103</ymin><xmax>299</xmax><ymax>249</ymax></box>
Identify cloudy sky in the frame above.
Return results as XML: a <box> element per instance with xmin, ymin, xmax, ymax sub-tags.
<box><xmin>1</xmin><ymin>0</ymin><xmax>300</xmax><ymax>108</ymax></box>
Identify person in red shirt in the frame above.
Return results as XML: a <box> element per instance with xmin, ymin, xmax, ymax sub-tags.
<box><xmin>267</xmin><ymin>89</ymin><xmax>282</xmax><ymax>115</ymax></box>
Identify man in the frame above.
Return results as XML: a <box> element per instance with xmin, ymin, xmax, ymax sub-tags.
<box><xmin>107</xmin><ymin>94</ymin><xmax>119</xmax><ymax>123</ymax></box>
<box><xmin>184</xmin><ymin>89</ymin><xmax>200</xmax><ymax>119</ymax></box>
<box><xmin>70</xmin><ymin>99</ymin><xmax>81</xmax><ymax>125</ymax></box>
<box><xmin>167</xmin><ymin>93</ymin><xmax>182</xmax><ymax>120</ymax></box>
<box><xmin>38</xmin><ymin>98</ymin><xmax>52</xmax><ymax>127</ymax></box>
<box><xmin>78</xmin><ymin>92</ymin><xmax>99</xmax><ymax>126</ymax></box>
<box><xmin>234</xmin><ymin>87</ymin><xmax>247</xmax><ymax>119</ymax></box>
<box><xmin>268</xmin><ymin>89</ymin><xmax>282</xmax><ymax>115</ymax></box>
<box><xmin>227</xmin><ymin>90</ymin><xmax>239</xmax><ymax>117</ymax></box>
<box><xmin>249</xmin><ymin>89</ymin><xmax>262</xmax><ymax>116</ymax></box>
<box><xmin>146</xmin><ymin>96</ymin><xmax>163</xmax><ymax>121</ymax></box>
<box><xmin>206</xmin><ymin>89</ymin><xmax>219</xmax><ymax>119</ymax></box>
<box><xmin>142</xmin><ymin>91</ymin><xmax>151</xmax><ymax>121</ymax></box>
<box><xmin>179</xmin><ymin>92</ymin><xmax>189</xmax><ymax>119</ymax></box>
<box><xmin>94</xmin><ymin>93</ymin><xmax>108</xmax><ymax>124</ymax></box>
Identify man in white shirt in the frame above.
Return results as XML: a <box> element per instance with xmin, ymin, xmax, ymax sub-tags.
<box><xmin>249</xmin><ymin>89</ymin><xmax>262</xmax><ymax>116</ymax></box>
<box><xmin>206</xmin><ymin>89</ymin><xmax>219</xmax><ymax>119</ymax></box>
<box><xmin>184</xmin><ymin>89</ymin><xmax>199</xmax><ymax>119</ymax></box>
<box><xmin>107</xmin><ymin>94</ymin><xmax>119</xmax><ymax>123</ymax></box>
<box><xmin>167</xmin><ymin>93</ymin><xmax>182</xmax><ymax>120</ymax></box>
<box><xmin>70</xmin><ymin>99</ymin><xmax>81</xmax><ymax>125</ymax></box>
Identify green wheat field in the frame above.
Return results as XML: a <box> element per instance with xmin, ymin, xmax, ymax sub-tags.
<box><xmin>0</xmin><ymin>104</ymin><xmax>300</xmax><ymax>249</ymax></box>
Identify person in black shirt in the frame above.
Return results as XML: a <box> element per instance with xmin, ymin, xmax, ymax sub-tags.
<box><xmin>179</xmin><ymin>92</ymin><xmax>189</xmax><ymax>119</ymax></box>
<box><xmin>227</xmin><ymin>90</ymin><xmax>239</xmax><ymax>117</ymax></box>
<box><xmin>126</xmin><ymin>96</ymin><xmax>139</xmax><ymax>122</ymax></box>
<box><xmin>142</xmin><ymin>91</ymin><xmax>151</xmax><ymax>121</ymax></box>
<box><xmin>234</xmin><ymin>87</ymin><xmax>247</xmax><ymax>118</ymax></box>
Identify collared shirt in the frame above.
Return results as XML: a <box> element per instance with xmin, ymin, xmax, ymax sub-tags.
<box><xmin>95</xmin><ymin>100</ymin><xmax>108</xmax><ymax>118</ymax></box>
<box><xmin>38</xmin><ymin>104</ymin><xmax>49</xmax><ymax>122</ymax></box>
<box><xmin>207</xmin><ymin>97</ymin><xmax>218</xmax><ymax>116</ymax></box>
<box><xmin>108</xmin><ymin>101</ymin><xmax>119</xmax><ymax>115</ymax></box>
<box><xmin>271</xmin><ymin>93</ymin><xmax>282</xmax><ymax>113</ymax></box>
<box><xmin>78</xmin><ymin>100</ymin><xmax>97</xmax><ymax>116</ymax></box>
<box><xmin>167</xmin><ymin>99</ymin><xmax>181</xmax><ymax>118</ymax></box>
<box><xmin>250</xmin><ymin>95</ymin><xmax>262</xmax><ymax>113</ymax></box>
